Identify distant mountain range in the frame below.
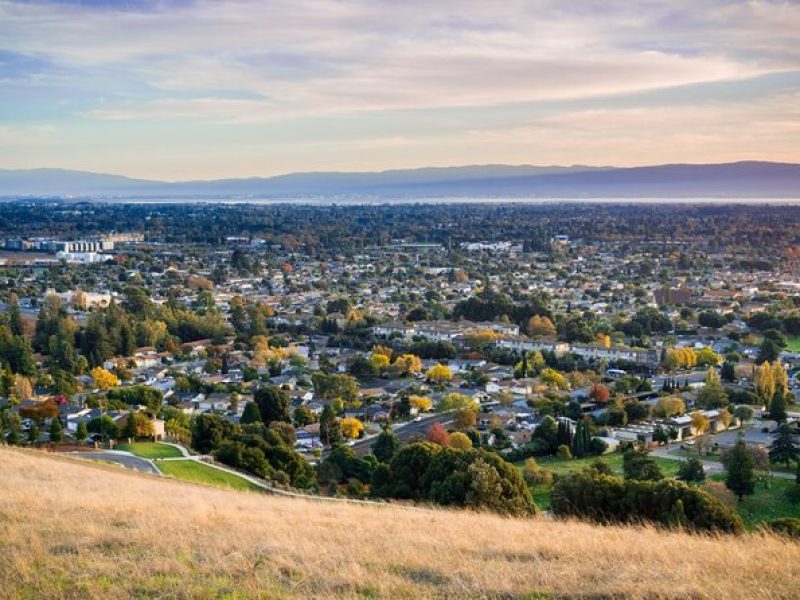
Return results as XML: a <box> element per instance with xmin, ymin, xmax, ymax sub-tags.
<box><xmin>1</xmin><ymin>161</ymin><xmax>799</xmax><ymax>199</ymax></box>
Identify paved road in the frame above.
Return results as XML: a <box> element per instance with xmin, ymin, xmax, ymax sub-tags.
<box><xmin>69</xmin><ymin>451</ymin><xmax>161</xmax><ymax>474</ymax></box>
<box><xmin>351</xmin><ymin>413</ymin><xmax>454</xmax><ymax>457</ymax></box>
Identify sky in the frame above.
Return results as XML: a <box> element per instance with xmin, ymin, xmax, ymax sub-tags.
<box><xmin>0</xmin><ymin>0</ymin><xmax>799</xmax><ymax>181</ymax></box>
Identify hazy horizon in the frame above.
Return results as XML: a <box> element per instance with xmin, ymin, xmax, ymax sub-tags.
<box><xmin>1</xmin><ymin>1</ymin><xmax>799</xmax><ymax>180</ymax></box>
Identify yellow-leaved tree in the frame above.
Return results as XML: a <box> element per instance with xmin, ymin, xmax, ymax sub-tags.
<box><xmin>340</xmin><ymin>417</ymin><xmax>364</xmax><ymax>440</ymax></box>
<box><xmin>409</xmin><ymin>395</ymin><xmax>433</xmax><ymax>412</ymax></box>
<box><xmin>91</xmin><ymin>367</ymin><xmax>119</xmax><ymax>391</ymax></box>
<box><xmin>425</xmin><ymin>364</ymin><xmax>452</xmax><ymax>384</ymax></box>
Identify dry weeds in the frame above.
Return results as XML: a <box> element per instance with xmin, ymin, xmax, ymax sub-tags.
<box><xmin>1</xmin><ymin>446</ymin><xmax>798</xmax><ymax>599</ymax></box>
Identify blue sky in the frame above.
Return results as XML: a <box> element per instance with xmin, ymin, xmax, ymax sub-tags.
<box><xmin>0</xmin><ymin>0</ymin><xmax>799</xmax><ymax>180</ymax></box>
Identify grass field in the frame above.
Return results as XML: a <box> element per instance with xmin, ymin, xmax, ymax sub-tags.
<box><xmin>116</xmin><ymin>441</ymin><xmax>183</xmax><ymax>459</ymax></box>
<box><xmin>3</xmin><ymin>447</ymin><xmax>800</xmax><ymax>599</ymax></box>
<box><xmin>785</xmin><ymin>337</ymin><xmax>800</xmax><ymax>352</ymax></box>
<box><xmin>156</xmin><ymin>459</ymin><xmax>262</xmax><ymax>492</ymax></box>
<box><xmin>708</xmin><ymin>474</ymin><xmax>800</xmax><ymax>528</ymax></box>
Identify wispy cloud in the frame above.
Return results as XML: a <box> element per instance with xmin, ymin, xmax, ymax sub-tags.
<box><xmin>0</xmin><ymin>0</ymin><xmax>798</xmax><ymax>177</ymax></box>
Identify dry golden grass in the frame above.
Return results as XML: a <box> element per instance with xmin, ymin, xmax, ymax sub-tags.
<box><xmin>2</xmin><ymin>446</ymin><xmax>800</xmax><ymax>600</ymax></box>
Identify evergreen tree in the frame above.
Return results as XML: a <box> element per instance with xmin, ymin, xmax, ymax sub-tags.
<box><xmin>8</xmin><ymin>293</ymin><xmax>23</xmax><ymax>336</ymax></box>
<box><xmin>769</xmin><ymin>383</ymin><xmax>788</xmax><ymax>423</ymax></box>
<box><xmin>27</xmin><ymin>421</ymin><xmax>39</xmax><ymax>444</ymax></box>
<box><xmin>725</xmin><ymin>434</ymin><xmax>755</xmax><ymax>501</ymax></box>
<box><xmin>769</xmin><ymin>423</ymin><xmax>799</xmax><ymax>468</ymax></box>
<box><xmin>677</xmin><ymin>457</ymin><xmax>706</xmax><ymax>484</ymax></box>
<box><xmin>372</xmin><ymin>426</ymin><xmax>400</xmax><ymax>463</ymax></box>
<box><xmin>75</xmin><ymin>420</ymin><xmax>88</xmax><ymax>442</ymax></box>
<box><xmin>319</xmin><ymin>404</ymin><xmax>340</xmax><ymax>446</ymax></box>
<box><xmin>49</xmin><ymin>417</ymin><xmax>63</xmax><ymax>443</ymax></box>
<box><xmin>556</xmin><ymin>419</ymin><xmax>572</xmax><ymax>449</ymax></box>
<box><xmin>240</xmin><ymin>400</ymin><xmax>262</xmax><ymax>424</ymax></box>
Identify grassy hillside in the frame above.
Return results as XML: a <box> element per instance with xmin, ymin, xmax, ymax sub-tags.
<box><xmin>2</xmin><ymin>447</ymin><xmax>800</xmax><ymax>599</ymax></box>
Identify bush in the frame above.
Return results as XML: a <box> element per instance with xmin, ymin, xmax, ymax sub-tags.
<box><xmin>551</xmin><ymin>470</ymin><xmax>744</xmax><ymax>534</ymax></box>
<box><xmin>769</xmin><ymin>518</ymin><xmax>800</xmax><ymax>538</ymax></box>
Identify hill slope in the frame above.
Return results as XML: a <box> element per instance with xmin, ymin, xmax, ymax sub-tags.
<box><xmin>2</xmin><ymin>161</ymin><xmax>799</xmax><ymax>198</ymax></box>
<box><xmin>2</xmin><ymin>447</ymin><xmax>799</xmax><ymax>599</ymax></box>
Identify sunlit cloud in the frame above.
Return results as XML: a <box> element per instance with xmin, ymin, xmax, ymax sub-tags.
<box><xmin>0</xmin><ymin>0</ymin><xmax>798</xmax><ymax>178</ymax></box>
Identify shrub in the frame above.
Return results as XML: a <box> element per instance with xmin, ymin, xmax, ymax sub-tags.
<box><xmin>769</xmin><ymin>518</ymin><xmax>800</xmax><ymax>538</ymax></box>
<box><xmin>551</xmin><ymin>470</ymin><xmax>743</xmax><ymax>534</ymax></box>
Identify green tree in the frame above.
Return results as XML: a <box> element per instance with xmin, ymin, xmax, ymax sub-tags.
<box><xmin>623</xmin><ymin>448</ymin><xmax>664</xmax><ymax>481</ymax></box>
<box><xmin>769</xmin><ymin>383</ymin><xmax>788</xmax><ymax>423</ymax></box>
<box><xmin>372</xmin><ymin>427</ymin><xmax>400</xmax><ymax>463</ymax></box>
<box><xmin>49</xmin><ymin>417</ymin><xmax>64</xmax><ymax>443</ymax></box>
<box><xmin>770</xmin><ymin>423</ymin><xmax>799</xmax><ymax>468</ymax></box>
<box><xmin>319</xmin><ymin>404</ymin><xmax>340</xmax><ymax>446</ymax></box>
<box><xmin>75</xmin><ymin>420</ymin><xmax>88</xmax><ymax>442</ymax></box>
<box><xmin>677</xmin><ymin>457</ymin><xmax>705</xmax><ymax>484</ymax></box>
<box><xmin>254</xmin><ymin>386</ymin><xmax>291</xmax><ymax>425</ymax></box>
<box><xmin>240</xmin><ymin>401</ymin><xmax>262</xmax><ymax>425</ymax></box>
<box><xmin>725</xmin><ymin>434</ymin><xmax>755</xmax><ymax>501</ymax></box>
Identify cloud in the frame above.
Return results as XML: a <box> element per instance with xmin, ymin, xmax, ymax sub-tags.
<box><xmin>0</xmin><ymin>0</ymin><xmax>798</xmax><ymax>176</ymax></box>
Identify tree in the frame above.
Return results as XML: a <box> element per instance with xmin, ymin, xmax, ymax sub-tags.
<box><xmin>319</xmin><ymin>405</ymin><xmax>340</xmax><ymax>446</ymax></box>
<box><xmin>254</xmin><ymin>386</ymin><xmax>291</xmax><ymax>425</ymax></box>
<box><xmin>527</xmin><ymin>315</ymin><xmax>556</xmax><ymax>337</ymax></box>
<box><xmin>623</xmin><ymin>449</ymin><xmax>663</xmax><ymax>481</ymax></box>
<box><xmin>439</xmin><ymin>392</ymin><xmax>478</xmax><ymax>412</ymax></box>
<box><xmin>240</xmin><ymin>401</ymin><xmax>262</xmax><ymax>424</ymax></box>
<box><xmin>75</xmin><ymin>420</ymin><xmax>88</xmax><ymax>442</ymax></box>
<box><xmin>696</xmin><ymin>368</ymin><xmax>728</xmax><ymax>409</ymax></box>
<box><xmin>48</xmin><ymin>417</ymin><xmax>63</xmax><ymax>443</ymax></box>
<box><xmin>90</xmin><ymin>366</ymin><xmax>119</xmax><ymax>391</ymax></box>
<box><xmin>652</xmin><ymin>397</ymin><xmax>685</xmax><ymax>418</ymax></box>
<box><xmin>7</xmin><ymin>292</ymin><xmax>23</xmax><ymax>336</ymax></box>
<box><xmin>449</xmin><ymin>431</ymin><xmax>472</xmax><ymax>450</ymax></box>
<box><xmin>372</xmin><ymin>427</ymin><xmax>400</xmax><ymax>463</ymax></box>
<box><xmin>540</xmin><ymin>368</ymin><xmax>568</xmax><ymax>390</ymax></box>
<box><xmin>425</xmin><ymin>364</ymin><xmax>452</xmax><ymax>385</ymax></box>
<box><xmin>589</xmin><ymin>383</ymin><xmax>610</xmax><ymax>404</ymax></box>
<box><xmin>340</xmin><ymin>417</ymin><xmax>364</xmax><ymax>440</ymax></box>
<box><xmin>770</xmin><ymin>423</ymin><xmax>800</xmax><ymax>468</ymax></box>
<box><xmin>769</xmin><ymin>383</ymin><xmax>788</xmax><ymax>423</ymax></box>
<box><xmin>677</xmin><ymin>457</ymin><xmax>706</xmax><ymax>484</ymax></box>
<box><xmin>690</xmin><ymin>412</ymin><xmax>710</xmax><ymax>437</ymax></box>
<box><xmin>733</xmin><ymin>405</ymin><xmax>754</xmax><ymax>423</ymax></box>
<box><xmin>409</xmin><ymin>395</ymin><xmax>433</xmax><ymax>413</ymax></box>
<box><xmin>454</xmin><ymin>407</ymin><xmax>477</xmax><ymax>430</ymax></box>
<box><xmin>754</xmin><ymin>361</ymin><xmax>775</xmax><ymax>406</ymax></box>
<box><xmin>426</xmin><ymin>422</ymin><xmax>451</xmax><ymax>446</ymax></box>
<box><xmin>725</xmin><ymin>434</ymin><xmax>755</xmax><ymax>501</ymax></box>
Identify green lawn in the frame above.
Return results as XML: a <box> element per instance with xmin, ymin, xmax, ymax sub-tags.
<box><xmin>156</xmin><ymin>460</ymin><xmax>262</xmax><ymax>492</ymax></box>
<box><xmin>709</xmin><ymin>474</ymin><xmax>800</xmax><ymax>529</ymax></box>
<box><xmin>117</xmin><ymin>442</ymin><xmax>184</xmax><ymax>459</ymax></box>
<box><xmin>785</xmin><ymin>337</ymin><xmax>800</xmax><ymax>352</ymax></box>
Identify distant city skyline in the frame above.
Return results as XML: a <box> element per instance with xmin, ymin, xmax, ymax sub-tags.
<box><xmin>1</xmin><ymin>0</ymin><xmax>799</xmax><ymax>180</ymax></box>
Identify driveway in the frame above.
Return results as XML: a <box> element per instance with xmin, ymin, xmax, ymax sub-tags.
<box><xmin>69</xmin><ymin>451</ymin><xmax>161</xmax><ymax>475</ymax></box>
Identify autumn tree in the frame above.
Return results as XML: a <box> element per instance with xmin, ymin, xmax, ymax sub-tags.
<box><xmin>425</xmin><ymin>364</ymin><xmax>452</xmax><ymax>385</ymax></box>
<box><xmin>589</xmin><ymin>383</ymin><xmax>610</xmax><ymax>403</ymax></box>
<box><xmin>409</xmin><ymin>395</ymin><xmax>433</xmax><ymax>413</ymax></box>
<box><xmin>426</xmin><ymin>422</ymin><xmax>451</xmax><ymax>446</ymax></box>
<box><xmin>527</xmin><ymin>315</ymin><xmax>556</xmax><ymax>338</ymax></box>
<box><xmin>91</xmin><ymin>367</ymin><xmax>119</xmax><ymax>391</ymax></box>
<box><xmin>340</xmin><ymin>417</ymin><xmax>364</xmax><ymax>440</ymax></box>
